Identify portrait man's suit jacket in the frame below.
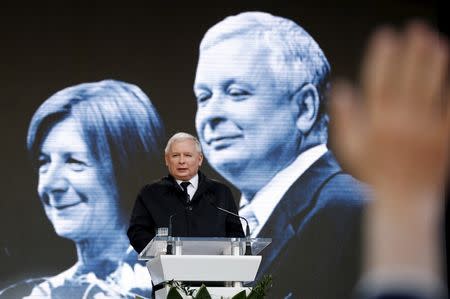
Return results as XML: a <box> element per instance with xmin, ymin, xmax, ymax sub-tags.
<box><xmin>359</xmin><ymin>292</ymin><xmax>442</xmax><ymax>299</ymax></box>
<box><xmin>256</xmin><ymin>151</ymin><xmax>366</xmax><ymax>299</ymax></box>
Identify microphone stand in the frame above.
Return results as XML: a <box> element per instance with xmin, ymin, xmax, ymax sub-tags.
<box><xmin>214</xmin><ymin>205</ymin><xmax>253</xmax><ymax>256</ymax></box>
<box><xmin>166</xmin><ymin>213</ymin><xmax>177</xmax><ymax>255</ymax></box>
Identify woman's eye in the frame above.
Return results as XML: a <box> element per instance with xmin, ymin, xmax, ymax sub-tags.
<box><xmin>37</xmin><ymin>157</ymin><xmax>49</xmax><ymax>172</ymax></box>
<box><xmin>38</xmin><ymin>157</ymin><xmax>48</xmax><ymax>166</ymax></box>
<box><xmin>196</xmin><ymin>94</ymin><xmax>210</xmax><ymax>103</ymax></box>
<box><xmin>67</xmin><ymin>157</ymin><xmax>86</xmax><ymax>171</ymax></box>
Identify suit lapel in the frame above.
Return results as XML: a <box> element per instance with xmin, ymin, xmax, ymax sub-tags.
<box><xmin>256</xmin><ymin>151</ymin><xmax>342</xmax><ymax>277</ymax></box>
<box><xmin>191</xmin><ymin>172</ymin><xmax>209</xmax><ymax>202</ymax></box>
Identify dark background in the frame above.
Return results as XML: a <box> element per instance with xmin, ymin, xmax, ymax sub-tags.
<box><xmin>0</xmin><ymin>0</ymin><xmax>439</xmax><ymax>288</ymax></box>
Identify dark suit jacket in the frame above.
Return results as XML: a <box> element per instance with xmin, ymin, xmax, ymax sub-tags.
<box><xmin>256</xmin><ymin>151</ymin><xmax>366</xmax><ymax>299</ymax></box>
<box><xmin>356</xmin><ymin>290</ymin><xmax>443</xmax><ymax>299</ymax></box>
<box><xmin>127</xmin><ymin>171</ymin><xmax>244</xmax><ymax>253</ymax></box>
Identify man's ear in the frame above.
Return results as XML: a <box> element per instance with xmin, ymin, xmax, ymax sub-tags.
<box><xmin>291</xmin><ymin>83</ymin><xmax>320</xmax><ymax>134</ymax></box>
<box><xmin>198</xmin><ymin>153</ymin><xmax>204</xmax><ymax>166</ymax></box>
<box><xmin>164</xmin><ymin>154</ymin><xmax>169</xmax><ymax>167</ymax></box>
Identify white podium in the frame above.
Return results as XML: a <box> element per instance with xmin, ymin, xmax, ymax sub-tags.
<box><xmin>139</xmin><ymin>237</ymin><xmax>271</xmax><ymax>299</ymax></box>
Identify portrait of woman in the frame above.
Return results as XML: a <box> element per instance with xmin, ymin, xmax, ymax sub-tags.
<box><xmin>0</xmin><ymin>80</ymin><xmax>165</xmax><ymax>298</ymax></box>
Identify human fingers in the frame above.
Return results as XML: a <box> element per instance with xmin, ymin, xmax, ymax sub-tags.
<box><xmin>329</xmin><ymin>80</ymin><xmax>365</xmax><ymax>176</ymax></box>
<box><xmin>361</xmin><ymin>26</ymin><xmax>400</xmax><ymax>119</ymax></box>
<box><xmin>399</xmin><ymin>22</ymin><xmax>449</xmax><ymax>115</ymax></box>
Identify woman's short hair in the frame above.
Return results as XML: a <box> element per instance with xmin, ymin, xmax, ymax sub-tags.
<box><xmin>27</xmin><ymin>79</ymin><xmax>165</xmax><ymax>217</ymax></box>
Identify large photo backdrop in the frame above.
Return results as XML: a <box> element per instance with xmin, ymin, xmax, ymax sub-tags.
<box><xmin>0</xmin><ymin>1</ymin><xmax>438</xmax><ymax>298</ymax></box>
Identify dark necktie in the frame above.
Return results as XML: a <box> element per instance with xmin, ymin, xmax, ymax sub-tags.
<box><xmin>180</xmin><ymin>181</ymin><xmax>190</xmax><ymax>203</ymax></box>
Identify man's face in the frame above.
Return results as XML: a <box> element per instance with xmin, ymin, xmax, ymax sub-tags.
<box><xmin>165</xmin><ymin>139</ymin><xmax>203</xmax><ymax>181</ymax></box>
<box><xmin>194</xmin><ymin>38</ymin><xmax>300</xmax><ymax>185</ymax></box>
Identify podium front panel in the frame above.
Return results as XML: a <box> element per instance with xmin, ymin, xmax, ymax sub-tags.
<box><xmin>148</xmin><ymin>255</ymin><xmax>262</xmax><ymax>285</ymax></box>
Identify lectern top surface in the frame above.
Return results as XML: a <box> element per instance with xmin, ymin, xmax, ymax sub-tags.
<box><xmin>138</xmin><ymin>237</ymin><xmax>271</xmax><ymax>260</ymax></box>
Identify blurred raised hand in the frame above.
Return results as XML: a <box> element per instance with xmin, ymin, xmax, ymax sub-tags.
<box><xmin>330</xmin><ymin>21</ymin><xmax>449</xmax><ymax>294</ymax></box>
<box><xmin>331</xmin><ymin>21</ymin><xmax>448</xmax><ymax>200</ymax></box>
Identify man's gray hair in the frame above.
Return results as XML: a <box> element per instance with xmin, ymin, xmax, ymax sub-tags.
<box><xmin>165</xmin><ymin>132</ymin><xmax>202</xmax><ymax>154</ymax></box>
<box><xmin>199</xmin><ymin>11</ymin><xmax>330</xmax><ymax>142</ymax></box>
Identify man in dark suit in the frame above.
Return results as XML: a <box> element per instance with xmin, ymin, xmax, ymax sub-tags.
<box><xmin>127</xmin><ymin>132</ymin><xmax>244</xmax><ymax>255</ymax></box>
<box><xmin>194</xmin><ymin>12</ymin><xmax>366</xmax><ymax>298</ymax></box>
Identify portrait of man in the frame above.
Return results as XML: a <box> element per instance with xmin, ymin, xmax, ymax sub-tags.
<box><xmin>194</xmin><ymin>11</ymin><xmax>367</xmax><ymax>298</ymax></box>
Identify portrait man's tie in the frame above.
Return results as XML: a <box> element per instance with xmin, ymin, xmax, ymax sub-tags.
<box><xmin>240</xmin><ymin>206</ymin><xmax>259</xmax><ymax>236</ymax></box>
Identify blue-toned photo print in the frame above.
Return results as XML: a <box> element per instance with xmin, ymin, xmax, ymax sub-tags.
<box><xmin>0</xmin><ymin>80</ymin><xmax>164</xmax><ymax>298</ymax></box>
<box><xmin>194</xmin><ymin>12</ymin><xmax>366</xmax><ymax>298</ymax></box>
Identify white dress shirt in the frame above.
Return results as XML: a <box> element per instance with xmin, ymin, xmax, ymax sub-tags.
<box><xmin>239</xmin><ymin>144</ymin><xmax>328</xmax><ymax>237</ymax></box>
<box><xmin>176</xmin><ymin>173</ymin><xmax>199</xmax><ymax>201</ymax></box>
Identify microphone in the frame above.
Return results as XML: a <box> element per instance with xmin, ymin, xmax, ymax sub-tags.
<box><xmin>209</xmin><ymin>200</ymin><xmax>252</xmax><ymax>255</ymax></box>
<box><xmin>166</xmin><ymin>213</ymin><xmax>178</xmax><ymax>255</ymax></box>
